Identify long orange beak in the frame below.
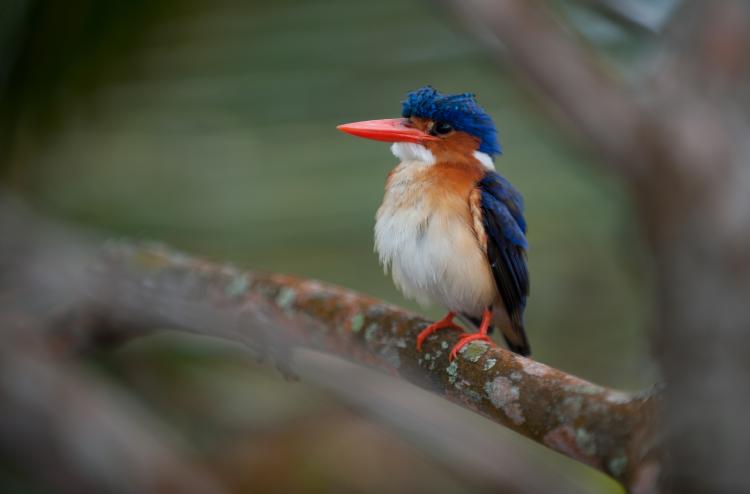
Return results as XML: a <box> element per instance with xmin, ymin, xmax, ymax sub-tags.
<box><xmin>337</xmin><ymin>118</ymin><xmax>438</xmax><ymax>144</ymax></box>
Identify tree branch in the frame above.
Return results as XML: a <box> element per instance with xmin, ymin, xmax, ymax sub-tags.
<box><xmin>1</xmin><ymin>197</ymin><xmax>605</xmax><ymax>494</ymax></box>
<box><xmin>50</xmin><ymin>240</ymin><xmax>655</xmax><ymax>487</ymax></box>
<box><xmin>0</xmin><ymin>193</ymin><xmax>660</xmax><ymax>488</ymax></box>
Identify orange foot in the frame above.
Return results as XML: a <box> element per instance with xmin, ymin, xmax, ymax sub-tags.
<box><xmin>416</xmin><ymin>312</ymin><xmax>462</xmax><ymax>351</ymax></box>
<box><xmin>448</xmin><ymin>308</ymin><xmax>495</xmax><ymax>361</ymax></box>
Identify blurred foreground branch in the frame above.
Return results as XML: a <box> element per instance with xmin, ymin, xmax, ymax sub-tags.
<box><xmin>0</xmin><ymin>330</ymin><xmax>225</xmax><ymax>494</ymax></box>
<box><xmin>0</xmin><ymin>200</ymin><xmax>658</xmax><ymax>490</ymax></box>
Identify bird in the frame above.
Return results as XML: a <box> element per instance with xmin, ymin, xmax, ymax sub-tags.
<box><xmin>337</xmin><ymin>86</ymin><xmax>530</xmax><ymax>359</ymax></box>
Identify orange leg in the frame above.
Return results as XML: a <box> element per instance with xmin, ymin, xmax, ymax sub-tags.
<box><xmin>416</xmin><ymin>312</ymin><xmax>462</xmax><ymax>351</ymax></box>
<box><xmin>449</xmin><ymin>308</ymin><xmax>495</xmax><ymax>360</ymax></box>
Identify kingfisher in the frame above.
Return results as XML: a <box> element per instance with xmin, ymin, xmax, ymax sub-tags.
<box><xmin>337</xmin><ymin>86</ymin><xmax>530</xmax><ymax>359</ymax></box>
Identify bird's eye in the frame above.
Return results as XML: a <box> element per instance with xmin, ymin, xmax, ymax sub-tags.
<box><xmin>431</xmin><ymin>121</ymin><xmax>453</xmax><ymax>136</ymax></box>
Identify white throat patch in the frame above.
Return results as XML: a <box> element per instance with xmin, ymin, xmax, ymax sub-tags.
<box><xmin>390</xmin><ymin>142</ymin><xmax>436</xmax><ymax>165</ymax></box>
<box><xmin>390</xmin><ymin>142</ymin><xmax>495</xmax><ymax>170</ymax></box>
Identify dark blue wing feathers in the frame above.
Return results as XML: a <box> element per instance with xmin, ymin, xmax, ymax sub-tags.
<box><xmin>478</xmin><ymin>172</ymin><xmax>530</xmax><ymax>354</ymax></box>
<box><xmin>480</xmin><ymin>173</ymin><xmax>526</xmax><ymax>237</ymax></box>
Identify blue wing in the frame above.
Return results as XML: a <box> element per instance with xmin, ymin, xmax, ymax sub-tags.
<box><xmin>477</xmin><ymin>171</ymin><xmax>530</xmax><ymax>355</ymax></box>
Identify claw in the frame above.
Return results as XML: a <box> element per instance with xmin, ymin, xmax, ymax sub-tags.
<box><xmin>447</xmin><ymin>307</ymin><xmax>495</xmax><ymax>361</ymax></box>
<box><xmin>449</xmin><ymin>333</ymin><xmax>495</xmax><ymax>360</ymax></box>
<box><xmin>416</xmin><ymin>312</ymin><xmax>462</xmax><ymax>351</ymax></box>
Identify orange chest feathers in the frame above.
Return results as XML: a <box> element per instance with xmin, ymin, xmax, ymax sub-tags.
<box><xmin>384</xmin><ymin>162</ymin><xmax>483</xmax><ymax>219</ymax></box>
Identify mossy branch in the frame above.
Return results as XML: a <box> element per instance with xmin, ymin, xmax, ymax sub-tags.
<box><xmin>62</xmin><ymin>242</ymin><xmax>659</xmax><ymax>488</ymax></box>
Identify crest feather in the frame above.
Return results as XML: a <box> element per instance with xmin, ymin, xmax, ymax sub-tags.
<box><xmin>401</xmin><ymin>86</ymin><xmax>502</xmax><ymax>156</ymax></box>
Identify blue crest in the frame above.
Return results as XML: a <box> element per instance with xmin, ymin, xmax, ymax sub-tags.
<box><xmin>401</xmin><ymin>86</ymin><xmax>502</xmax><ymax>156</ymax></box>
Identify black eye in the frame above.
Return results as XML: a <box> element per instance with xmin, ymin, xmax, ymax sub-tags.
<box><xmin>431</xmin><ymin>121</ymin><xmax>453</xmax><ymax>136</ymax></box>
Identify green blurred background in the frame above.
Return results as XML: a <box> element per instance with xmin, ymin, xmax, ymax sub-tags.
<box><xmin>1</xmin><ymin>0</ymin><xmax>657</xmax><ymax>492</ymax></box>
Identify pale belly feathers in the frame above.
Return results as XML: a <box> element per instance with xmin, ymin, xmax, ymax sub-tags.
<box><xmin>374</xmin><ymin>160</ymin><xmax>498</xmax><ymax>318</ymax></box>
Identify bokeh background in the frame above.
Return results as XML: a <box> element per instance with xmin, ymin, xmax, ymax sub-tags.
<box><xmin>1</xmin><ymin>0</ymin><xmax>669</xmax><ymax>492</ymax></box>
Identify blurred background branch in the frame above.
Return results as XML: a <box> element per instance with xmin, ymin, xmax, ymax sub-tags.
<box><xmin>576</xmin><ymin>0</ymin><xmax>678</xmax><ymax>34</ymax></box>
<box><xmin>443</xmin><ymin>1</ymin><xmax>750</xmax><ymax>492</ymax></box>
<box><xmin>444</xmin><ymin>0</ymin><xmax>648</xmax><ymax>176</ymax></box>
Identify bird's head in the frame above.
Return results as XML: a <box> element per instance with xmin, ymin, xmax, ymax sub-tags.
<box><xmin>337</xmin><ymin>86</ymin><xmax>501</xmax><ymax>167</ymax></box>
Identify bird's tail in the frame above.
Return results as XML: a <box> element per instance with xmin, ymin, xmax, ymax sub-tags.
<box><xmin>500</xmin><ymin>326</ymin><xmax>531</xmax><ymax>357</ymax></box>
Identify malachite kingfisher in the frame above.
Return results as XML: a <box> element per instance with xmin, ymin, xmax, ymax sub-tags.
<box><xmin>337</xmin><ymin>86</ymin><xmax>530</xmax><ymax>359</ymax></box>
